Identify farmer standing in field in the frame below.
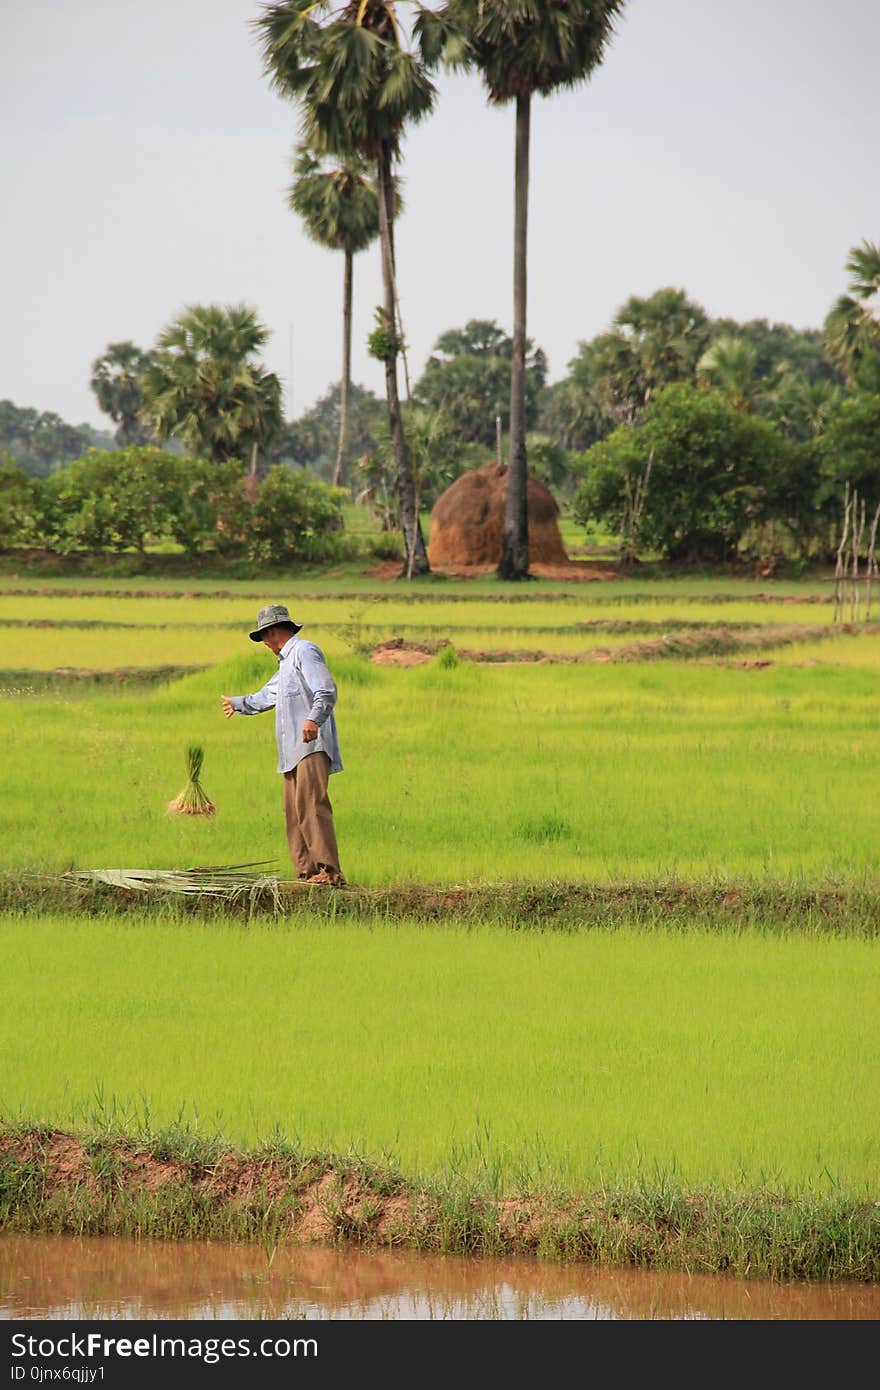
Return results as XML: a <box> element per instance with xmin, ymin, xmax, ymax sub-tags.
<box><xmin>220</xmin><ymin>603</ymin><xmax>344</xmax><ymax>886</ymax></box>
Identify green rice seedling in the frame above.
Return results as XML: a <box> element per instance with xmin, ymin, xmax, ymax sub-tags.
<box><xmin>436</xmin><ymin>644</ymin><xmax>459</xmax><ymax>669</ymax></box>
<box><xmin>517</xmin><ymin>815</ymin><xmax>572</xmax><ymax>843</ymax></box>
<box><xmin>0</xmin><ymin>624</ymin><xmax>258</xmax><ymax>670</ymax></box>
<box><xmin>6</xmin><ymin>653</ymin><xmax>880</xmax><ymax>884</ymax></box>
<box><xmin>0</xmin><ymin>570</ymin><xmax>833</xmax><ymax>602</ymax></box>
<box><xmin>762</xmin><ymin>633</ymin><xmax>880</xmax><ymax>668</ymax></box>
<box><xmin>1</xmin><ymin>913</ymin><xmax>878</xmax><ymax>1201</ymax></box>
<box><xmin>0</xmin><ymin>590</ymin><xmax>838</xmax><ymax>643</ymax></box>
<box><xmin>167</xmin><ymin>746</ymin><xmax>215</xmax><ymax>816</ymax></box>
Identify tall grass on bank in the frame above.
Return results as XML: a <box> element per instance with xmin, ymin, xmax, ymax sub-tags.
<box><xmin>5</xmin><ymin>653</ymin><xmax>880</xmax><ymax>884</ymax></box>
<box><xmin>3</xmin><ymin>1124</ymin><xmax>878</xmax><ymax>1281</ymax></box>
<box><xmin>1</xmin><ymin>913</ymin><xmax>877</xmax><ymax>1199</ymax></box>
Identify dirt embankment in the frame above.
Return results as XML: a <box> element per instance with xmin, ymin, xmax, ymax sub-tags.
<box><xmin>6</xmin><ymin>869</ymin><xmax>880</xmax><ymax>937</ymax></box>
<box><xmin>368</xmin><ymin>621</ymin><xmax>875</xmax><ymax>667</ymax></box>
<box><xmin>0</xmin><ymin>1129</ymin><xmax>419</xmax><ymax>1249</ymax></box>
<box><xmin>0</xmin><ymin>1127</ymin><xmax>605</xmax><ymax>1259</ymax></box>
<box><xmin>2</xmin><ymin>1128</ymin><xmax>879</xmax><ymax>1282</ymax></box>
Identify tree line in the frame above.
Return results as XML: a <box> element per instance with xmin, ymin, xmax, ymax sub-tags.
<box><xmin>0</xmin><ymin>402</ymin><xmax>113</xmax><ymax>478</ymax></box>
<box><xmin>569</xmin><ymin>244</ymin><xmax>880</xmax><ymax>567</ymax></box>
<box><xmin>2</xmin><ymin>0</ymin><xmax>876</xmax><ymax>577</ymax></box>
<box><xmin>2</xmin><ymin>238</ymin><xmax>877</xmax><ymax>571</ymax></box>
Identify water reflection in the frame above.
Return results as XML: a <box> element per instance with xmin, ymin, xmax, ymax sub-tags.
<box><xmin>1</xmin><ymin>1234</ymin><xmax>877</xmax><ymax>1321</ymax></box>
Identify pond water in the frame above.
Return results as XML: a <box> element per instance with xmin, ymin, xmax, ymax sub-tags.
<box><xmin>1</xmin><ymin>1234</ymin><xmax>878</xmax><ymax>1320</ymax></box>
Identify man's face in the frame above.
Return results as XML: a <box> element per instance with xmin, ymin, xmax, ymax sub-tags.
<box><xmin>261</xmin><ymin>625</ymin><xmax>291</xmax><ymax>656</ymax></box>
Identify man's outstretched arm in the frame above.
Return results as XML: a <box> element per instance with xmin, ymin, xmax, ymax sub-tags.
<box><xmin>220</xmin><ymin>672</ymin><xmax>279</xmax><ymax>719</ymax></box>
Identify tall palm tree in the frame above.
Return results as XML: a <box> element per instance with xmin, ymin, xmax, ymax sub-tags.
<box><xmin>289</xmin><ymin>146</ymin><xmax>384</xmax><ymax>488</ymax></box>
<box><xmin>765</xmin><ymin>371</ymin><xmax>843</xmax><ymax>443</ymax></box>
<box><xmin>418</xmin><ymin>0</ymin><xmax>624</xmax><ymax>579</ymax></box>
<box><xmin>825</xmin><ymin>239</ymin><xmax>880</xmax><ymax>386</ymax></box>
<box><xmin>90</xmin><ymin>341</ymin><xmax>154</xmax><ymax>444</ymax></box>
<box><xmin>256</xmin><ymin>0</ymin><xmax>436</xmax><ymax>577</ymax></box>
<box><xmin>697</xmin><ymin>335</ymin><xmax>758</xmax><ymax>411</ymax></box>
<box><xmin>614</xmin><ymin>288</ymin><xmax>710</xmax><ymax>397</ymax></box>
<box><xmin>141</xmin><ymin>304</ymin><xmax>282</xmax><ymax>466</ymax></box>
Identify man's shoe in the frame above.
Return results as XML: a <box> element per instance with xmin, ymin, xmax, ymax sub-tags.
<box><xmin>306</xmin><ymin>868</ymin><xmax>344</xmax><ymax>886</ymax></box>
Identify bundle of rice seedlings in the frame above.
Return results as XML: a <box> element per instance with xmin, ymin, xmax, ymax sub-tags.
<box><xmin>168</xmin><ymin>744</ymin><xmax>216</xmax><ymax>816</ymax></box>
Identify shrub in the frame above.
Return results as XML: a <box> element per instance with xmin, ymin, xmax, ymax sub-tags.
<box><xmin>245</xmin><ymin>465</ymin><xmax>347</xmax><ymax>564</ymax></box>
<box><xmin>573</xmin><ymin>384</ymin><xmax>790</xmax><ymax>563</ymax></box>
<box><xmin>815</xmin><ymin>392</ymin><xmax>880</xmax><ymax>512</ymax></box>
<box><xmin>0</xmin><ymin>456</ymin><xmax>46</xmax><ymax>548</ymax></box>
<box><xmin>45</xmin><ymin>447</ymin><xmax>189</xmax><ymax>555</ymax></box>
<box><xmin>172</xmin><ymin>458</ymin><xmax>251</xmax><ymax>557</ymax></box>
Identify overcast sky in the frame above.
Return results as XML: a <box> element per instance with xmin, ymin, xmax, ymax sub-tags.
<box><xmin>2</xmin><ymin>0</ymin><xmax>878</xmax><ymax>431</ymax></box>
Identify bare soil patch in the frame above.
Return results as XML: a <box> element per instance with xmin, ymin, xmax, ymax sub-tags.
<box><xmin>370</xmin><ymin>640</ymin><xmax>436</xmax><ymax>667</ymax></box>
<box><xmin>367</xmin><ymin>621</ymin><xmax>872</xmax><ymax>669</ymax></box>
<box><xmin>365</xmin><ymin>559</ymin><xmax>621</xmax><ymax>582</ymax></box>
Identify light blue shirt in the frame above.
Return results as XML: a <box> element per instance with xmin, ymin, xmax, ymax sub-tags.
<box><xmin>230</xmin><ymin>635</ymin><xmax>343</xmax><ymax>775</ymax></box>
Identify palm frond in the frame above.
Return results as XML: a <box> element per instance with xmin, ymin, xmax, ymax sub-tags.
<box><xmin>64</xmin><ymin>863</ymin><xmax>287</xmax><ymax>912</ymax></box>
<box><xmin>845</xmin><ymin>240</ymin><xmax>880</xmax><ymax>302</ymax></box>
<box><xmin>289</xmin><ymin>140</ymin><xmax>381</xmax><ymax>253</ymax></box>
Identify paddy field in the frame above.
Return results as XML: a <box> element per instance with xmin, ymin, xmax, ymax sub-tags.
<box><xmin>1</xmin><ymin>554</ymin><xmax>878</xmax><ymax>1279</ymax></box>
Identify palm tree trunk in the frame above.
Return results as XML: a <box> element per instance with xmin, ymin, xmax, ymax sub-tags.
<box><xmin>332</xmin><ymin>249</ymin><xmax>353</xmax><ymax>489</ymax></box>
<box><xmin>388</xmin><ymin>223</ymin><xmax>412</xmax><ymax>404</ymax></box>
<box><xmin>377</xmin><ymin>139</ymin><xmax>429</xmax><ymax>578</ymax></box>
<box><xmin>498</xmin><ymin>92</ymin><xmax>531</xmax><ymax>581</ymax></box>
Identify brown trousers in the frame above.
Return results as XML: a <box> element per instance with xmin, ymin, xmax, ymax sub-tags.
<box><xmin>282</xmin><ymin>752</ymin><xmax>342</xmax><ymax>879</ymax></box>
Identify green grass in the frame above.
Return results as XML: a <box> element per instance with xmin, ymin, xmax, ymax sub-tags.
<box><xmin>0</xmin><ymin>593</ymin><xmax>837</xmax><ymax>627</ymax></box>
<box><xmin>0</xmin><ymin>571</ymin><xmax>835</xmax><ymax>599</ymax></box>
<box><xmin>3</xmin><ymin>619</ymin><xmax>847</xmax><ymax>669</ymax></box>
<box><xmin>763</xmin><ymin>633</ymin><xmax>880</xmax><ymax>668</ymax></box>
<box><xmin>0</xmin><ymin>587</ymin><xmax>843</xmax><ymax>675</ymax></box>
<box><xmin>0</xmin><ymin>624</ymin><xmax>270</xmax><ymax>670</ymax></box>
<box><xmin>3</xmin><ymin>571</ymin><xmax>879</xmax><ymax>1278</ymax></box>
<box><xmin>5</xmin><ymin>651</ymin><xmax>880</xmax><ymax>885</ymax></box>
<box><xmin>0</xmin><ymin>666</ymin><xmax>203</xmax><ymax>701</ymax></box>
<box><xmin>5</xmin><ymin>1121</ymin><xmax>879</xmax><ymax>1279</ymax></box>
<box><xmin>1</xmin><ymin>912</ymin><xmax>877</xmax><ymax>1199</ymax></box>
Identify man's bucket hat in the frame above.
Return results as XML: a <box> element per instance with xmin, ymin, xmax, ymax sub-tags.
<box><xmin>249</xmin><ymin>603</ymin><xmax>302</xmax><ymax>641</ymax></box>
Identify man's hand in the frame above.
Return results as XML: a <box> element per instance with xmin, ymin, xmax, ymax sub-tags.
<box><xmin>302</xmin><ymin>719</ymin><xmax>318</xmax><ymax>743</ymax></box>
<box><xmin>221</xmin><ymin>695</ymin><xmax>235</xmax><ymax>719</ymax></box>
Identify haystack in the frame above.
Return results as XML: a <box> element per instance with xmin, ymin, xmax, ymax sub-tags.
<box><xmin>428</xmin><ymin>459</ymin><xmax>568</xmax><ymax>568</ymax></box>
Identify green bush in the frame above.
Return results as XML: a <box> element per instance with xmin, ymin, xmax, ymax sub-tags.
<box><xmin>573</xmin><ymin>384</ymin><xmax>791</xmax><ymax>563</ymax></box>
<box><xmin>245</xmin><ymin>465</ymin><xmax>348</xmax><ymax>564</ymax></box>
<box><xmin>5</xmin><ymin>448</ymin><xmax>352</xmax><ymax>568</ymax></box>
<box><xmin>815</xmin><ymin>392</ymin><xmax>880</xmax><ymax>512</ymax></box>
<box><xmin>172</xmin><ymin>458</ymin><xmax>251</xmax><ymax>557</ymax></box>
<box><xmin>0</xmin><ymin>456</ymin><xmax>45</xmax><ymax>548</ymax></box>
<box><xmin>362</xmin><ymin>531</ymin><xmax>405</xmax><ymax>563</ymax></box>
<box><xmin>45</xmin><ymin>447</ymin><xmax>191</xmax><ymax>555</ymax></box>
